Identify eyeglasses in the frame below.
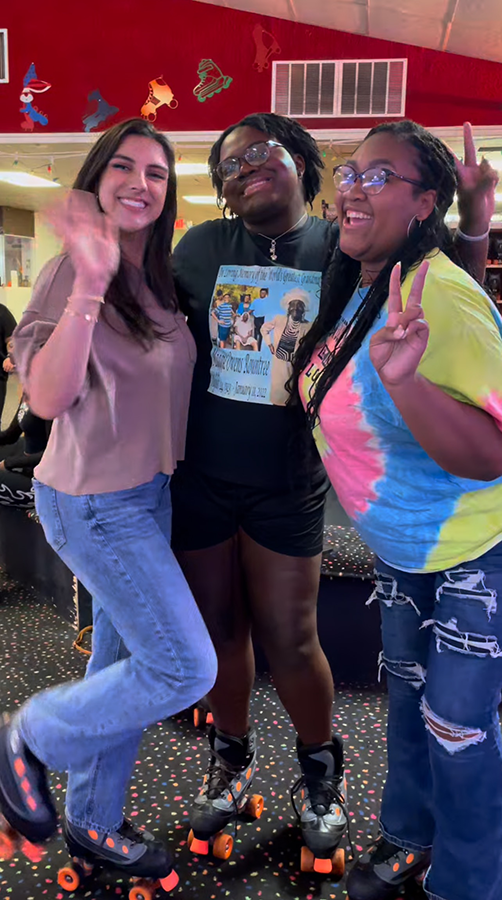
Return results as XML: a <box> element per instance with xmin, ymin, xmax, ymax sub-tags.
<box><xmin>216</xmin><ymin>140</ymin><xmax>285</xmax><ymax>183</ymax></box>
<box><xmin>333</xmin><ymin>164</ymin><xmax>425</xmax><ymax>195</ymax></box>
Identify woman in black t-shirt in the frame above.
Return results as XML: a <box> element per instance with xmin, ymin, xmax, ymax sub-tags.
<box><xmin>171</xmin><ymin>112</ymin><xmax>494</xmax><ymax>871</ymax></box>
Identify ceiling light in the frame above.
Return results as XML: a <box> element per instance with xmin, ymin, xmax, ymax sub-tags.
<box><xmin>183</xmin><ymin>195</ymin><xmax>218</xmax><ymax>205</ymax></box>
<box><xmin>175</xmin><ymin>163</ymin><xmax>209</xmax><ymax>175</ymax></box>
<box><xmin>0</xmin><ymin>171</ymin><xmax>61</xmax><ymax>188</ymax></box>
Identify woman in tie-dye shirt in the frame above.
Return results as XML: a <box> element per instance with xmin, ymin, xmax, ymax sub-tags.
<box><xmin>291</xmin><ymin>121</ymin><xmax>502</xmax><ymax>900</ymax></box>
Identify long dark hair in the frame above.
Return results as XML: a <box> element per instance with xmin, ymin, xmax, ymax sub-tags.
<box><xmin>208</xmin><ymin>112</ymin><xmax>324</xmax><ymax>216</ymax></box>
<box><xmin>290</xmin><ymin>120</ymin><xmax>461</xmax><ymax>427</ymax></box>
<box><xmin>73</xmin><ymin>118</ymin><xmax>177</xmax><ymax>344</ymax></box>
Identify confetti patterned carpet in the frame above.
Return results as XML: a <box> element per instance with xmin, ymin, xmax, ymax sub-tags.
<box><xmin>0</xmin><ymin>576</ymin><xmax>406</xmax><ymax>900</ymax></box>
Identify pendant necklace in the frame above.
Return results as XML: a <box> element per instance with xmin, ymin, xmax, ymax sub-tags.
<box><xmin>256</xmin><ymin>212</ymin><xmax>308</xmax><ymax>261</ymax></box>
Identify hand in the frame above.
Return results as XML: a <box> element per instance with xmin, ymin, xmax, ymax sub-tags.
<box><xmin>45</xmin><ymin>190</ymin><xmax>120</xmax><ymax>295</ymax></box>
<box><xmin>369</xmin><ymin>261</ymin><xmax>430</xmax><ymax>386</ymax></box>
<box><xmin>454</xmin><ymin>122</ymin><xmax>498</xmax><ymax>233</ymax></box>
<box><xmin>2</xmin><ymin>358</ymin><xmax>15</xmax><ymax>373</ymax></box>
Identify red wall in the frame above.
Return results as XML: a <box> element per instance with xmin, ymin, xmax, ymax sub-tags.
<box><xmin>1</xmin><ymin>0</ymin><xmax>501</xmax><ymax>133</ymax></box>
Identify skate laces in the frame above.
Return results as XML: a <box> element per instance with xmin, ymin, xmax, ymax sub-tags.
<box><xmin>291</xmin><ymin>774</ymin><xmax>355</xmax><ymax>862</ymax></box>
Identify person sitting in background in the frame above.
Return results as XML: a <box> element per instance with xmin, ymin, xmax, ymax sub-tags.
<box><xmin>0</xmin><ymin>310</ymin><xmax>17</xmax><ymax>422</ymax></box>
<box><xmin>0</xmin><ymin>396</ymin><xmax>51</xmax><ymax>508</ymax></box>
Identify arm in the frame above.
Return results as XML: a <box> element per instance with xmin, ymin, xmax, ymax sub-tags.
<box><xmin>14</xmin><ymin>193</ymin><xmax>119</xmax><ymax>420</ymax></box>
<box><xmin>386</xmin><ymin>376</ymin><xmax>502</xmax><ymax>481</ymax></box>
<box><xmin>451</xmin><ymin>123</ymin><xmax>498</xmax><ymax>283</ymax></box>
<box><xmin>370</xmin><ymin>262</ymin><xmax>502</xmax><ymax>481</ymax></box>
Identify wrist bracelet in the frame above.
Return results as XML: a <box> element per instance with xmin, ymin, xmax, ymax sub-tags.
<box><xmin>456</xmin><ymin>226</ymin><xmax>490</xmax><ymax>242</ymax></box>
<box><xmin>64</xmin><ymin>306</ymin><xmax>99</xmax><ymax>324</ymax></box>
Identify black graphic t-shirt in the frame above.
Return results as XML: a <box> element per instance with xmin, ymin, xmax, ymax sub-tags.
<box><xmin>173</xmin><ymin>216</ymin><xmax>338</xmax><ymax>488</ymax></box>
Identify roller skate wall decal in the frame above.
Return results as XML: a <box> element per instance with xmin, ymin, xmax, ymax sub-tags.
<box><xmin>20</xmin><ymin>63</ymin><xmax>51</xmax><ymax>132</ymax></box>
<box><xmin>83</xmin><ymin>89</ymin><xmax>119</xmax><ymax>133</ymax></box>
<box><xmin>252</xmin><ymin>24</ymin><xmax>281</xmax><ymax>72</ymax></box>
<box><xmin>141</xmin><ymin>77</ymin><xmax>178</xmax><ymax>122</ymax></box>
<box><xmin>193</xmin><ymin>59</ymin><xmax>232</xmax><ymax>103</ymax></box>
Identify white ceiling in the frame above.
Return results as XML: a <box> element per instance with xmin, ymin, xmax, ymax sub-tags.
<box><xmin>194</xmin><ymin>0</ymin><xmax>502</xmax><ymax>64</ymax></box>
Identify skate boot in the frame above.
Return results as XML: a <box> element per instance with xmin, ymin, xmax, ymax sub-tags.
<box><xmin>0</xmin><ymin>714</ymin><xmax>57</xmax><ymax>855</ymax></box>
<box><xmin>346</xmin><ymin>834</ymin><xmax>430</xmax><ymax>900</ymax></box>
<box><xmin>188</xmin><ymin>725</ymin><xmax>264</xmax><ymax>861</ymax></box>
<box><xmin>57</xmin><ymin>817</ymin><xmax>179</xmax><ymax>898</ymax></box>
<box><xmin>193</xmin><ymin>59</ymin><xmax>233</xmax><ymax>103</ymax></box>
<box><xmin>140</xmin><ymin>77</ymin><xmax>178</xmax><ymax>121</ymax></box>
<box><xmin>293</xmin><ymin>735</ymin><xmax>348</xmax><ymax>877</ymax></box>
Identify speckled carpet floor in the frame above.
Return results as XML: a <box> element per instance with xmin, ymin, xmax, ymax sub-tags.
<box><xmin>0</xmin><ymin>578</ymin><xmax>407</xmax><ymax>900</ymax></box>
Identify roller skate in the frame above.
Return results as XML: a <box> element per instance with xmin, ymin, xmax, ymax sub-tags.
<box><xmin>0</xmin><ymin>714</ymin><xmax>57</xmax><ymax>860</ymax></box>
<box><xmin>193</xmin><ymin>696</ymin><xmax>214</xmax><ymax>729</ymax></box>
<box><xmin>140</xmin><ymin>77</ymin><xmax>178</xmax><ymax>122</ymax></box>
<box><xmin>188</xmin><ymin>725</ymin><xmax>263</xmax><ymax>861</ymax></box>
<box><xmin>193</xmin><ymin>59</ymin><xmax>233</xmax><ymax>103</ymax></box>
<box><xmin>346</xmin><ymin>834</ymin><xmax>430</xmax><ymax>900</ymax></box>
<box><xmin>57</xmin><ymin>817</ymin><xmax>179</xmax><ymax>899</ymax></box>
<box><xmin>292</xmin><ymin>735</ymin><xmax>348</xmax><ymax>877</ymax></box>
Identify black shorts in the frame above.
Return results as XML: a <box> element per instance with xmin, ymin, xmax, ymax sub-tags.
<box><xmin>171</xmin><ymin>464</ymin><xmax>328</xmax><ymax>558</ymax></box>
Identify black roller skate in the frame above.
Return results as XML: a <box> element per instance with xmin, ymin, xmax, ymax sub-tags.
<box><xmin>193</xmin><ymin>696</ymin><xmax>214</xmax><ymax>729</ymax></box>
<box><xmin>188</xmin><ymin>725</ymin><xmax>264</xmax><ymax>861</ymax></box>
<box><xmin>346</xmin><ymin>834</ymin><xmax>430</xmax><ymax>900</ymax></box>
<box><xmin>57</xmin><ymin>817</ymin><xmax>179</xmax><ymax>899</ymax></box>
<box><xmin>0</xmin><ymin>714</ymin><xmax>58</xmax><ymax>860</ymax></box>
<box><xmin>292</xmin><ymin>735</ymin><xmax>348</xmax><ymax>877</ymax></box>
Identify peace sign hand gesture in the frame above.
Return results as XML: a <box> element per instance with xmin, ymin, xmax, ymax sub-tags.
<box><xmin>369</xmin><ymin>261</ymin><xmax>430</xmax><ymax>387</ymax></box>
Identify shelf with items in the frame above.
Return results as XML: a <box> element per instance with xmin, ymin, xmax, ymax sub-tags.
<box><xmin>0</xmin><ymin>233</ymin><xmax>34</xmax><ymax>288</ymax></box>
<box><xmin>484</xmin><ymin>229</ymin><xmax>502</xmax><ymax>308</ymax></box>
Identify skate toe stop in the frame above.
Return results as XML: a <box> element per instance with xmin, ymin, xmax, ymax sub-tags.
<box><xmin>160</xmin><ymin>869</ymin><xmax>179</xmax><ymax>892</ymax></box>
<box><xmin>190</xmin><ymin>837</ymin><xmax>209</xmax><ymax>855</ymax></box>
<box><xmin>313</xmin><ymin>857</ymin><xmax>333</xmax><ymax>874</ymax></box>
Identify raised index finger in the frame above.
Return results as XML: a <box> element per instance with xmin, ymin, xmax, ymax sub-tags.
<box><xmin>463</xmin><ymin>122</ymin><xmax>477</xmax><ymax>168</ymax></box>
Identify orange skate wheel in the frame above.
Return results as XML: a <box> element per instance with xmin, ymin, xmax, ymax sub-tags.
<box><xmin>331</xmin><ymin>847</ymin><xmax>345</xmax><ymax>879</ymax></box>
<box><xmin>0</xmin><ymin>831</ymin><xmax>15</xmax><ymax>860</ymax></box>
<box><xmin>193</xmin><ymin>707</ymin><xmax>205</xmax><ymax>728</ymax></box>
<box><xmin>57</xmin><ymin>866</ymin><xmax>81</xmax><ymax>891</ymax></box>
<box><xmin>129</xmin><ymin>882</ymin><xmax>155</xmax><ymax>900</ymax></box>
<box><xmin>313</xmin><ymin>855</ymin><xmax>333</xmax><ymax>874</ymax></box>
<box><xmin>246</xmin><ymin>794</ymin><xmax>264</xmax><ymax>819</ymax></box>
<box><xmin>212</xmin><ymin>832</ymin><xmax>233</xmax><ymax>860</ymax></box>
<box><xmin>160</xmin><ymin>869</ymin><xmax>180</xmax><ymax>892</ymax></box>
<box><xmin>187</xmin><ymin>828</ymin><xmax>194</xmax><ymax>849</ymax></box>
<box><xmin>300</xmin><ymin>845</ymin><xmax>315</xmax><ymax>872</ymax></box>
<box><xmin>206</xmin><ymin>712</ymin><xmax>214</xmax><ymax>725</ymax></box>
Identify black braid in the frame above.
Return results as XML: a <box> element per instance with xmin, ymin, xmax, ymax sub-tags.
<box><xmin>289</xmin><ymin>120</ymin><xmax>463</xmax><ymax>428</ymax></box>
<box><xmin>208</xmin><ymin>112</ymin><xmax>324</xmax><ymax>215</ymax></box>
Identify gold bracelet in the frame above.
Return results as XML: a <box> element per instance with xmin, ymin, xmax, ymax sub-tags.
<box><xmin>64</xmin><ymin>306</ymin><xmax>99</xmax><ymax>324</ymax></box>
<box><xmin>68</xmin><ymin>294</ymin><xmax>105</xmax><ymax>304</ymax></box>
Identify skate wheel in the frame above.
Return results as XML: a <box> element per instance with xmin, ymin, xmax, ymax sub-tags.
<box><xmin>129</xmin><ymin>882</ymin><xmax>155</xmax><ymax>900</ymax></box>
<box><xmin>331</xmin><ymin>847</ymin><xmax>345</xmax><ymax>879</ymax></box>
<box><xmin>193</xmin><ymin>707</ymin><xmax>205</xmax><ymax>728</ymax></box>
<box><xmin>212</xmin><ymin>832</ymin><xmax>233</xmax><ymax>860</ymax></box>
<box><xmin>300</xmin><ymin>845</ymin><xmax>315</xmax><ymax>872</ymax></box>
<box><xmin>58</xmin><ymin>866</ymin><xmax>81</xmax><ymax>891</ymax></box>
<box><xmin>159</xmin><ymin>868</ymin><xmax>180</xmax><ymax>892</ymax></box>
<box><xmin>206</xmin><ymin>712</ymin><xmax>214</xmax><ymax>725</ymax></box>
<box><xmin>246</xmin><ymin>794</ymin><xmax>264</xmax><ymax>819</ymax></box>
<box><xmin>0</xmin><ymin>830</ymin><xmax>15</xmax><ymax>860</ymax></box>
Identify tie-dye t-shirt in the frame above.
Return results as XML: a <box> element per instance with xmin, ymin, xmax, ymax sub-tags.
<box><xmin>300</xmin><ymin>251</ymin><xmax>502</xmax><ymax>573</ymax></box>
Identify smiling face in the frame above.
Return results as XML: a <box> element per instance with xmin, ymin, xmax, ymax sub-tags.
<box><xmin>97</xmin><ymin>134</ymin><xmax>169</xmax><ymax>235</ymax></box>
<box><xmin>335</xmin><ymin>132</ymin><xmax>436</xmax><ymax>266</ymax></box>
<box><xmin>220</xmin><ymin>126</ymin><xmax>305</xmax><ymax>225</ymax></box>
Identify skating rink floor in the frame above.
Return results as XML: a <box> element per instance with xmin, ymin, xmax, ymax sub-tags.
<box><xmin>0</xmin><ymin>574</ymin><xmax>428</xmax><ymax>900</ymax></box>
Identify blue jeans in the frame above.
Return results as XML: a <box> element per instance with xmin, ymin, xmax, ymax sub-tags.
<box><xmin>17</xmin><ymin>474</ymin><xmax>217</xmax><ymax>832</ymax></box>
<box><xmin>374</xmin><ymin>544</ymin><xmax>502</xmax><ymax>900</ymax></box>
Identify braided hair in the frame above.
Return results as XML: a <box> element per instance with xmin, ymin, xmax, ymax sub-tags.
<box><xmin>289</xmin><ymin>120</ymin><xmax>461</xmax><ymax>428</ymax></box>
<box><xmin>208</xmin><ymin>112</ymin><xmax>324</xmax><ymax>215</ymax></box>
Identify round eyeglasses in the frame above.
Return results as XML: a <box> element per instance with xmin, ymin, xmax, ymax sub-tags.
<box><xmin>333</xmin><ymin>164</ymin><xmax>425</xmax><ymax>195</ymax></box>
<box><xmin>216</xmin><ymin>140</ymin><xmax>285</xmax><ymax>183</ymax></box>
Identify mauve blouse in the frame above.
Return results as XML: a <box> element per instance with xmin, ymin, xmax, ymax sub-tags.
<box><xmin>13</xmin><ymin>254</ymin><xmax>196</xmax><ymax>496</ymax></box>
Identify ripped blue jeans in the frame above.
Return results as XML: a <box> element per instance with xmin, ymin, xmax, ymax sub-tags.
<box><xmin>373</xmin><ymin>543</ymin><xmax>502</xmax><ymax>900</ymax></box>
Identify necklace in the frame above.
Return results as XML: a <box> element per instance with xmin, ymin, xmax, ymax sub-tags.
<box><xmin>256</xmin><ymin>212</ymin><xmax>308</xmax><ymax>261</ymax></box>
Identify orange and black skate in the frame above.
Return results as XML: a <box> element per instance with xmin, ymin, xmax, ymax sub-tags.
<box><xmin>346</xmin><ymin>834</ymin><xmax>430</xmax><ymax>899</ymax></box>
<box><xmin>188</xmin><ymin>726</ymin><xmax>263</xmax><ymax>861</ymax></box>
<box><xmin>292</xmin><ymin>735</ymin><xmax>349</xmax><ymax>878</ymax></box>
<box><xmin>193</xmin><ymin>696</ymin><xmax>214</xmax><ymax>728</ymax></box>
<box><xmin>0</xmin><ymin>715</ymin><xmax>57</xmax><ymax>860</ymax></box>
<box><xmin>57</xmin><ymin>818</ymin><xmax>179</xmax><ymax>899</ymax></box>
